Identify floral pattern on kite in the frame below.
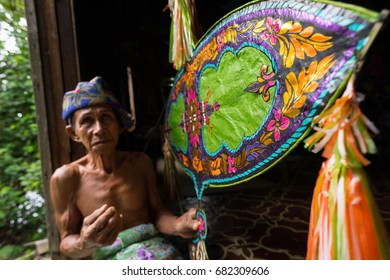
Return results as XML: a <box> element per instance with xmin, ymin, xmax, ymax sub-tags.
<box><xmin>164</xmin><ymin>0</ymin><xmax>377</xmax><ymax>199</ymax></box>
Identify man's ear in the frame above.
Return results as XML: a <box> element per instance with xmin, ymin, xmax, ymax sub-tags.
<box><xmin>65</xmin><ymin>125</ymin><xmax>81</xmax><ymax>143</ymax></box>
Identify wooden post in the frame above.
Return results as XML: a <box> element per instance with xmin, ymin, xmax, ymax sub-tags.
<box><xmin>24</xmin><ymin>0</ymin><xmax>83</xmax><ymax>259</ymax></box>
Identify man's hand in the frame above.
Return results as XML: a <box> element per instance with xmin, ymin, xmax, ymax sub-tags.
<box><xmin>175</xmin><ymin>207</ymin><xmax>200</xmax><ymax>239</ymax></box>
<box><xmin>80</xmin><ymin>204</ymin><xmax>123</xmax><ymax>247</ymax></box>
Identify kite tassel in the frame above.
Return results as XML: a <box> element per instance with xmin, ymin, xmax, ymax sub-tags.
<box><xmin>307</xmin><ymin>157</ymin><xmax>390</xmax><ymax>259</ymax></box>
<box><xmin>162</xmin><ymin>140</ymin><xmax>178</xmax><ymax>204</ymax></box>
<box><xmin>189</xmin><ymin>238</ymin><xmax>209</xmax><ymax>260</ymax></box>
<box><xmin>305</xmin><ymin>75</ymin><xmax>390</xmax><ymax>259</ymax></box>
<box><xmin>165</xmin><ymin>0</ymin><xmax>202</xmax><ymax>70</ymax></box>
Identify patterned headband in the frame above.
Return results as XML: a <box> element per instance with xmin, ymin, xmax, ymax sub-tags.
<box><xmin>62</xmin><ymin>76</ymin><xmax>133</xmax><ymax>129</ymax></box>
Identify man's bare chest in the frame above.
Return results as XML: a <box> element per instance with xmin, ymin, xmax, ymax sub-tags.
<box><xmin>75</xmin><ymin>171</ymin><xmax>147</xmax><ymax>216</ymax></box>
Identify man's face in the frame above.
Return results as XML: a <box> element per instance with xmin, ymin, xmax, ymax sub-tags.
<box><xmin>70</xmin><ymin>104</ymin><xmax>121</xmax><ymax>153</ymax></box>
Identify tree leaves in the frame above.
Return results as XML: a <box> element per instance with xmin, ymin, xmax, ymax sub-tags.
<box><xmin>0</xmin><ymin>1</ymin><xmax>46</xmax><ymax>250</ymax></box>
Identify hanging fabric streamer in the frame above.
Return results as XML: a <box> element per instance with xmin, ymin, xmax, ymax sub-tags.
<box><xmin>165</xmin><ymin>0</ymin><xmax>201</xmax><ymax>70</ymax></box>
<box><xmin>162</xmin><ymin>139</ymin><xmax>181</xmax><ymax>204</ymax></box>
<box><xmin>304</xmin><ymin>75</ymin><xmax>390</xmax><ymax>259</ymax></box>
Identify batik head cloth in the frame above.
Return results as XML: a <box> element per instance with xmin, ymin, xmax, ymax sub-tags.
<box><xmin>62</xmin><ymin>76</ymin><xmax>133</xmax><ymax>129</ymax></box>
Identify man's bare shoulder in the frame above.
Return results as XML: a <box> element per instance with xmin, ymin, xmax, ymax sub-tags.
<box><xmin>49</xmin><ymin>162</ymin><xmax>82</xmax><ymax>205</ymax></box>
<box><xmin>50</xmin><ymin>157</ymin><xmax>86</xmax><ymax>188</ymax></box>
<box><xmin>52</xmin><ymin>164</ymin><xmax>77</xmax><ymax>180</ymax></box>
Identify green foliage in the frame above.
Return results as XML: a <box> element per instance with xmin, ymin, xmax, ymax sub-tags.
<box><xmin>0</xmin><ymin>0</ymin><xmax>47</xmax><ymax>256</ymax></box>
<box><xmin>0</xmin><ymin>244</ymin><xmax>24</xmax><ymax>260</ymax></box>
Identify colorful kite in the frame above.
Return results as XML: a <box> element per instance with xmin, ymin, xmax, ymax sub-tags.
<box><xmin>164</xmin><ymin>0</ymin><xmax>389</xmax><ymax>259</ymax></box>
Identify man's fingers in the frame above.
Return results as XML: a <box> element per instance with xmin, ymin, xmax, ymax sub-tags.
<box><xmin>100</xmin><ymin>211</ymin><xmax>122</xmax><ymax>231</ymax></box>
<box><xmin>99</xmin><ymin>222</ymin><xmax>121</xmax><ymax>245</ymax></box>
<box><xmin>95</xmin><ymin>212</ymin><xmax>123</xmax><ymax>244</ymax></box>
<box><xmin>83</xmin><ymin>204</ymin><xmax>109</xmax><ymax>225</ymax></box>
<box><xmin>92</xmin><ymin>206</ymin><xmax>117</xmax><ymax>230</ymax></box>
<box><xmin>193</xmin><ymin>220</ymin><xmax>200</xmax><ymax>231</ymax></box>
<box><xmin>188</xmin><ymin>208</ymin><xmax>197</xmax><ymax>219</ymax></box>
<box><xmin>83</xmin><ymin>205</ymin><xmax>117</xmax><ymax>233</ymax></box>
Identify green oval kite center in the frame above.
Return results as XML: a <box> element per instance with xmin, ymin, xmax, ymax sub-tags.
<box><xmin>199</xmin><ymin>46</ymin><xmax>275</xmax><ymax>154</ymax></box>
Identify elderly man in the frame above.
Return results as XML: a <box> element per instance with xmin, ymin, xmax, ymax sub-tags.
<box><xmin>50</xmin><ymin>76</ymin><xmax>198</xmax><ymax>260</ymax></box>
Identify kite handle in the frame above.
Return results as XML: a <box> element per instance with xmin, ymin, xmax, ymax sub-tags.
<box><xmin>190</xmin><ymin>208</ymin><xmax>209</xmax><ymax>260</ymax></box>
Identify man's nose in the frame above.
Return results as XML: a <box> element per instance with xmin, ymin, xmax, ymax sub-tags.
<box><xmin>93</xmin><ymin>121</ymin><xmax>105</xmax><ymax>135</ymax></box>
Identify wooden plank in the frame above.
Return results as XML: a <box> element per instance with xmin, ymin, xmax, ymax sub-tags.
<box><xmin>24</xmin><ymin>0</ymin><xmax>62</xmax><ymax>260</ymax></box>
<box><xmin>55</xmin><ymin>0</ymin><xmax>86</xmax><ymax>161</ymax></box>
<box><xmin>24</xmin><ymin>0</ymin><xmax>82</xmax><ymax>259</ymax></box>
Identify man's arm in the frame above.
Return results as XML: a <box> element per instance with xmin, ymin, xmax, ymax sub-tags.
<box><xmin>57</xmin><ymin>204</ymin><xmax>122</xmax><ymax>259</ymax></box>
<box><xmin>141</xmin><ymin>154</ymin><xmax>199</xmax><ymax>239</ymax></box>
<box><xmin>50</xmin><ymin>165</ymin><xmax>122</xmax><ymax>259</ymax></box>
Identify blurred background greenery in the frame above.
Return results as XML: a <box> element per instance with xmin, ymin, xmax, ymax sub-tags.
<box><xmin>0</xmin><ymin>0</ymin><xmax>47</xmax><ymax>259</ymax></box>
